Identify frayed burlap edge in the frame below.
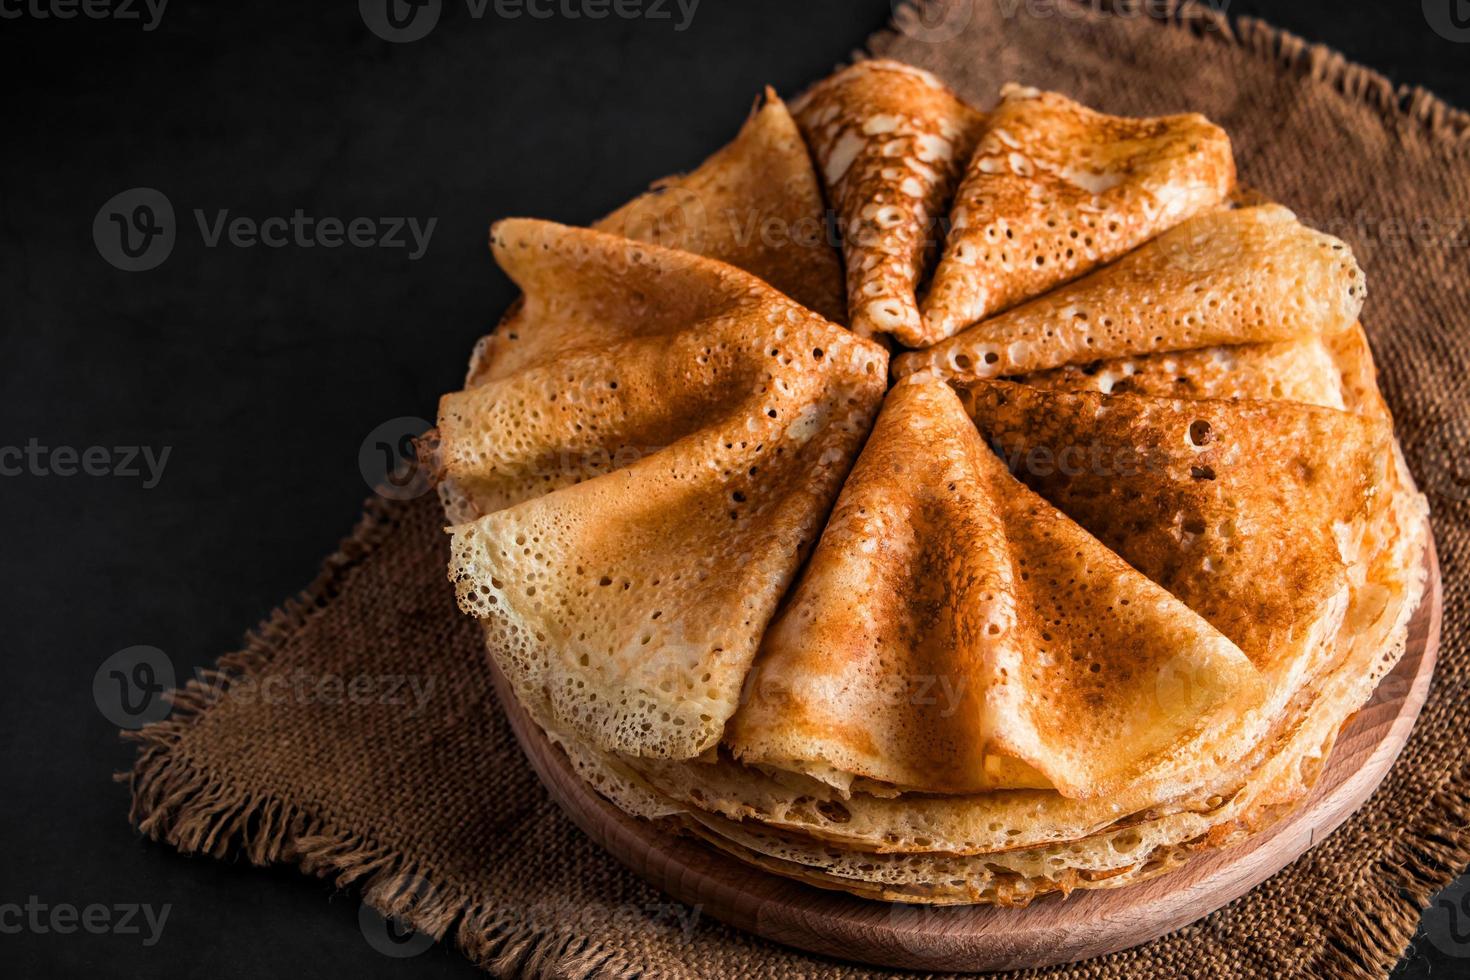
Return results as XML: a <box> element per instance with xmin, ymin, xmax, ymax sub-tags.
<box><xmin>868</xmin><ymin>3</ymin><xmax>1470</xmax><ymax>978</ymax></box>
<box><xmin>121</xmin><ymin>495</ymin><xmax>646</xmax><ymax>980</ymax></box>
<box><xmin>1314</xmin><ymin>773</ymin><xmax>1470</xmax><ymax>980</ymax></box>
<box><xmin>873</xmin><ymin>0</ymin><xmax>1470</xmax><ymax>144</ymax></box>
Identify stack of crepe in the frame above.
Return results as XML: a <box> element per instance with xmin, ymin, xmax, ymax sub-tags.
<box><xmin>429</xmin><ymin>62</ymin><xmax>1430</xmax><ymax>906</ymax></box>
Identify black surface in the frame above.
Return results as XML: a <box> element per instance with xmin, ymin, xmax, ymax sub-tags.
<box><xmin>1</xmin><ymin>1</ymin><xmax>1465</xmax><ymax>977</ymax></box>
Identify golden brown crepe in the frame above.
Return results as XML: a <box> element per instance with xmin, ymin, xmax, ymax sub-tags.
<box><xmin>793</xmin><ymin>59</ymin><xmax>986</xmax><ymax>345</ymax></box>
<box><xmin>443</xmin><ymin>220</ymin><xmax>888</xmax><ymax>759</ymax></box>
<box><xmin>495</xmin><ymin>444</ymin><xmax>1425</xmax><ymax>900</ymax></box>
<box><xmin>513</xmin><ymin>335</ymin><xmax>1428</xmax><ymax>876</ymax></box>
<box><xmin>896</xmin><ymin>205</ymin><xmax>1367</xmax><ymax>382</ymax></box>
<box><xmin>672</xmin><ymin>512</ymin><xmax>1424</xmax><ymax>902</ymax></box>
<box><xmin>959</xmin><ymin>381</ymin><xmax>1390</xmax><ymax>687</ymax></box>
<box><xmin>432</xmin><ymin>69</ymin><xmax>1431</xmax><ymax>909</ymax></box>
<box><xmin>728</xmin><ymin>377</ymin><xmax>1262</xmax><ymax>801</ymax></box>
<box><xmin>537</xmin><ymin>455</ymin><xmax>1425</xmax><ymax>878</ymax></box>
<box><xmin>597</xmin><ymin>88</ymin><xmax>847</xmax><ymax>326</ymax></box>
<box><xmin>922</xmin><ymin>84</ymin><xmax>1235</xmax><ymax>341</ymax></box>
<box><xmin>468</xmin><ymin>89</ymin><xmax>845</xmax><ymax>386</ymax></box>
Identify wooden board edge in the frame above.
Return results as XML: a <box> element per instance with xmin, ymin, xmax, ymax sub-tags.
<box><xmin>493</xmin><ymin>536</ymin><xmax>1442</xmax><ymax>973</ymax></box>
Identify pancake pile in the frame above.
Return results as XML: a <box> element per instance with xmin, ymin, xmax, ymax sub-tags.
<box><xmin>430</xmin><ymin>62</ymin><xmax>1430</xmax><ymax>906</ymax></box>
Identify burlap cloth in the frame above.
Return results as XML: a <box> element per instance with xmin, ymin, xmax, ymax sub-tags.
<box><xmin>125</xmin><ymin>2</ymin><xmax>1470</xmax><ymax>977</ymax></box>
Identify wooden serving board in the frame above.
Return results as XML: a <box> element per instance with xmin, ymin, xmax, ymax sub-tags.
<box><xmin>493</xmin><ymin>540</ymin><xmax>1442</xmax><ymax>973</ymax></box>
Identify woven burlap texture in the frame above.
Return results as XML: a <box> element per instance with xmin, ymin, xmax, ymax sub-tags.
<box><xmin>125</xmin><ymin>2</ymin><xmax>1470</xmax><ymax>977</ymax></box>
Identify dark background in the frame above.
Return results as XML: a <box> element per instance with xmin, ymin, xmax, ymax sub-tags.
<box><xmin>1</xmin><ymin>1</ymin><xmax>1464</xmax><ymax>976</ymax></box>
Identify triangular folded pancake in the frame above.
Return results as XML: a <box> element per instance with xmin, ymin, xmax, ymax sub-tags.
<box><xmin>922</xmin><ymin>84</ymin><xmax>1235</xmax><ymax>340</ymax></box>
<box><xmin>793</xmin><ymin>59</ymin><xmax>986</xmax><ymax>345</ymax></box>
<box><xmin>468</xmin><ymin>90</ymin><xmax>845</xmax><ymax>385</ymax></box>
<box><xmin>659</xmin><ymin>489</ymin><xmax>1425</xmax><ymax>897</ymax></box>
<box><xmin>1019</xmin><ymin>335</ymin><xmax>1347</xmax><ymax>409</ymax></box>
<box><xmin>434</xmin><ymin>70</ymin><xmax>1434</xmax><ymax>909</ymax></box>
<box><xmin>443</xmin><ymin>220</ymin><xmax>889</xmax><ymax>760</ymax></box>
<box><xmin>728</xmin><ymin>378</ymin><xmax>1261</xmax><ymax>800</ymax></box>
<box><xmin>598</xmin><ymin>88</ymin><xmax>847</xmax><ymax>325</ymax></box>
<box><xmin>546</xmin><ymin>418</ymin><xmax>1426</xmax><ymax>867</ymax></box>
<box><xmin>959</xmin><ymin>381</ymin><xmax>1391</xmax><ymax>692</ymax></box>
<box><xmin>896</xmin><ymin>205</ymin><xmax>1366</xmax><ymax>382</ymax></box>
<box><xmin>607</xmin><ymin>437</ymin><xmax>1426</xmax><ymax>868</ymax></box>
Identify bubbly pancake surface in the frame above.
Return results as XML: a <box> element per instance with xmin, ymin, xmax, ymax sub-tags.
<box><xmin>436</xmin><ymin>68</ymin><xmax>1430</xmax><ymax>908</ymax></box>
<box><xmin>793</xmin><ymin>59</ymin><xmax>986</xmax><ymax>345</ymax></box>
<box><xmin>897</xmin><ymin>205</ymin><xmax>1366</xmax><ymax>382</ymax></box>
<box><xmin>729</xmin><ymin>377</ymin><xmax>1263</xmax><ymax>801</ymax></box>
<box><xmin>923</xmin><ymin>83</ymin><xmax>1236</xmax><ymax>340</ymax></box>
<box><xmin>445</xmin><ymin>220</ymin><xmax>888</xmax><ymax>759</ymax></box>
<box><xmin>469</xmin><ymin>89</ymin><xmax>844</xmax><ymax>386</ymax></box>
<box><xmin>960</xmin><ymin>381</ymin><xmax>1390</xmax><ymax>677</ymax></box>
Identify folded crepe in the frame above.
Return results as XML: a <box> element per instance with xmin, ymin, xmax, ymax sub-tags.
<box><xmin>433</xmin><ymin>68</ymin><xmax>1431</xmax><ymax>910</ymax></box>
<box><xmin>793</xmin><ymin>59</ymin><xmax>986</xmax><ymax>345</ymax></box>
<box><xmin>442</xmin><ymin>219</ymin><xmax>888</xmax><ymax>760</ymax></box>
<box><xmin>571</xmin><ymin>388</ymin><xmax>1428</xmax><ymax>900</ymax></box>
<box><xmin>507</xmin><ymin>317</ymin><xmax>1408</xmax><ymax>881</ymax></box>
<box><xmin>922</xmin><ymin>84</ymin><xmax>1235</xmax><ymax>341</ymax></box>
<box><xmin>546</xmin><ymin>466</ymin><xmax>1425</xmax><ymax>885</ymax></box>
<box><xmin>468</xmin><ymin>89</ymin><xmax>845</xmax><ymax>386</ymax></box>
<box><xmin>728</xmin><ymin>377</ymin><xmax>1263</xmax><ymax>801</ymax></box>
<box><xmin>1330</xmin><ymin>323</ymin><xmax>1395</xmax><ymax>421</ymax></box>
<box><xmin>668</xmin><ymin>517</ymin><xmax>1425</xmax><ymax>903</ymax></box>
<box><xmin>959</xmin><ymin>381</ymin><xmax>1391</xmax><ymax>697</ymax></box>
<box><xmin>498</xmin><ymin>459</ymin><xmax>1425</xmax><ymax>902</ymax></box>
<box><xmin>896</xmin><ymin>205</ymin><xmax>1366</xmax><ymax>381</ymax></box>
<box><xmin>597</xmin><ymin>328</ymin><xmax>1423</xmax><ymax>871</ymax></box>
